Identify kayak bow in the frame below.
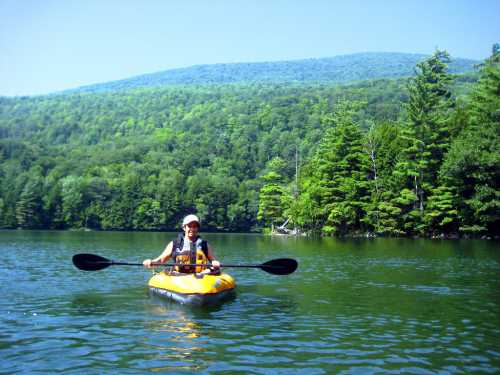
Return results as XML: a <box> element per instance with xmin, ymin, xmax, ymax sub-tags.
<box><xmin>148</xmin><ymin>271</ymin><xmax>236</xmax><ymax>305</ymax></box>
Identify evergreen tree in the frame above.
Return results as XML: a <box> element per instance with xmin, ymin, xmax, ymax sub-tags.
<box><xmin>363</xmin><ymin>121</ymin><xmax>402</xmax><ymax>234</ymax></box>
<box><xmin>299</xmin><ymin>101</ymin><xmax>370</xmax><ymax>235</ymax></box>
<box><xmin>440</xmin><ymin>44</ymin><xmax>500</xmax><ymax>236</ymax></box>
<box><xmin>423</xmin><ymin>185</ymin><xmax>458</xmax><ymax>235</ymax></box>
<box><xmin>392</xmin><ymin>50</ymin><xmax>454</xmax><ymax>234</ymax></box>
<box><xmin>0</xmin><ymin>57</ymin><xmax>492</xmax><ymax>235</ymax></box>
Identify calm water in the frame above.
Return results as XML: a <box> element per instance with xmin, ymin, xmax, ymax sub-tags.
<box><xmin>1</xmin><ymin>230</ymin><xmax>499</xmax><ymax>374</ymax></box>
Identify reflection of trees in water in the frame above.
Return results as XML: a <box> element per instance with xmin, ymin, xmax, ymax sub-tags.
<box><xmin>71</xmin><ymin>292</ymin><xmax>114</xmax><ymax>316</ymax></box>
<box><xmin>143</xmin><ymin>299</ymin><xmax>211</xmax><ymax>372</ymax></box>
<box><xmin>70</xmin><ymin>286</ymin><xmax>145</xmax><ymax>316</ymax></box>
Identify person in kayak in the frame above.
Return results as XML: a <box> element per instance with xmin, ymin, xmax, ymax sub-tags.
<box><xmin>142</xmin><ymin>214</ymin><xmax>221</xmax><ymax>274</ymax></box>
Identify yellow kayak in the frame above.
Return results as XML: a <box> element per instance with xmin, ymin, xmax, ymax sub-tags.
<box><xmin>148</xmin><ymin>271</ymin><xmax>236</xmax><ymax>305</ymax></box>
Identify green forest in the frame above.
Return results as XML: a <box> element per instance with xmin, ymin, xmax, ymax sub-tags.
<box><xmin>63</xmin><ymin>52</ymin><xmax>476</xmax><ymax>94</ymax></box>
<box><xmin>0</xmin><ymin>48</ymin><xmax>498</xmax><ymax>237</ymax></box>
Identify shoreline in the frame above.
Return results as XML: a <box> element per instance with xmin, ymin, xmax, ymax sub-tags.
<box><xmin>0</xmin><ymin>227</ymin><xmax>497</xmax><ymax>240</ymax></box>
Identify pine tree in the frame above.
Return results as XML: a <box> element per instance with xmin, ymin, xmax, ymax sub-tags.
<box><xmin>363</xmin><ymin>121</ymin><xmax>402</xmax><ymax>234</ymax></box>
<box><xmin>392</xmin><ymin>50</ymin><xmax>454</xmax><ymax>234</ymax></box>
<box><xmin>409</xmin><ymin>49</ymin><xmax>453</xmax><ymax>202</ymax></box>
<box><xmin>440</xmin><ymin>44</ymin><xmax>500</xmax><ymax>236</ymax></box>
<box><xmin>423</xmin><ymin>185</ymin><xmax>458</xmax><ymax>236</ymax></box>
<box><xmin>373</xmin><ymin>192</ymin><xmax>405</xmax><ymax>235</ymax></box>
<box><xmin>301</xmin><ymin>101</ymin><xmax>370</xmax><ymax>235</ymax></box>
<box><xmin>468</xmin><ymin>43</ymin><xmax>500</xmax><ymax>126</ymax></box>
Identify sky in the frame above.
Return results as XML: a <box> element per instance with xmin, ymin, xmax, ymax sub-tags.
<box><xmin>1</xmin><ymin>0</ymin><xmax>499</xmax><ymax>96</ymax></box>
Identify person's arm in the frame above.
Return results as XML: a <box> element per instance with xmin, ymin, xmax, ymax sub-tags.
<box><xmin>206</xmin><ymin>245</ymin><xmax>220</xmax><ymax>269</ymax></box>
<box><xmin>143</xmin><ymin>241</ymin><xmax>173</xmax><ymax>268</ymax></box>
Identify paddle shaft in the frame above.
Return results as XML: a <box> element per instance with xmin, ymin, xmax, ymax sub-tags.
<box><xmin>72</xmin><ymin>253</ymin><xmax>297</xmax><ymax>274</ymax></box>
<box><xmin>109</xmin><ymin>261</ymin><xmax>264</xmax><ymax>268</ymax></box>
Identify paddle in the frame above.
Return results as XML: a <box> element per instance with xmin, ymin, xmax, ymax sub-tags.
<box><xmin>72</xmin><ymin>253</ymin><xmax>298</xmax><ymax>275</ymax></box>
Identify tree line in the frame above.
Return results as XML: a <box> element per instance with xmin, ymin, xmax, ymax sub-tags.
<box><xmin>64</xmin><ymin>52</ymin><xmax>475</xmax><ymax>95</ymax></box>
<box><xmin>258</xmin><ymin>47</ymin><xmax>499</xmax><ymax>238</ymax></box>
<box><xmin>0</xmin><ymin>47</ymin><xmax>497</xmax><ymax>237</ymax></box>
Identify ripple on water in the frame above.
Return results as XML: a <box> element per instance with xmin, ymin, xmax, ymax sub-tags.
<box><xmin>1</xmin><ymin>232</ymin><xmax>500</xmax><ymax>374</ymax></box>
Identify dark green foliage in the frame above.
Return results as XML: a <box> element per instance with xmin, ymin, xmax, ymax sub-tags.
<box><xmin>293</xmin><ymin>102</ymin><xmax>371</xmax><ymax>235</ymax></box>
<box><xmin>387</xmin><ymin>50</ymin><xmax>455</xmax><ymax>235</ymax></box>
<box><xmin>440</xmin><ymin>45</ymin><xmax>500</xmax><ymax>235</ymax></box>
<box><xmin>0</xmin><ymin>48</ymin><xmax>495</xmax><ymax>237</ymax></box>
<box><xmin>0</xmin><ymin>79</ymin><xmax>415</xmax><ymax>231</ymax></box>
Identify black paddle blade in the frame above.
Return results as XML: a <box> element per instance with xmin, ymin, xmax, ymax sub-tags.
<box><xmin>260</xmin><ymin>258</ymin><xmax>298</xmax><ymax>275</ymax></box>
<box><xmin>73</xmin><ymin>253</ymin><xmax>112</xmax><ymax>271</ymax></box>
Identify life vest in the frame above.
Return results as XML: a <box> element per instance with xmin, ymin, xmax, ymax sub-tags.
<box><xmin>171</xmin><ymin>234</ymin><xmax>209</xmax><ymax>273</ymax></box>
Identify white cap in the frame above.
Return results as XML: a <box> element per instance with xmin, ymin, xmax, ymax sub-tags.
<box><xmin>182</xmin><ymin>214</ymin><xmax>200</xmax><ymax>227</ymax></box>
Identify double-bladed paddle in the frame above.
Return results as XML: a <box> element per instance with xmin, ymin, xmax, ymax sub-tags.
<box><xmin>72</xmin><ymin>253</ymin><xmax>298</xmax><ymax>275</ymax></box>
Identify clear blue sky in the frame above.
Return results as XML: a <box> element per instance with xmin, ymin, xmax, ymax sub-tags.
<box><xmin>1</xmin><ymin>0</ymin><xmax>499</xmax><ymax>96</ymax></box>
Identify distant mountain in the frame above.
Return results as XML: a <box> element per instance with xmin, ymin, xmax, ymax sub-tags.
<box><xmin>62</xmin><ymin>52</ymin><xmax>478</xmax><ymax>94</ymax></box>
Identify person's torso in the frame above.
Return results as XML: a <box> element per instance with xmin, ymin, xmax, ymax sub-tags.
<box><xmin>172</xmin><ymin>235</ymin><xmax>208</xmax><ymax>273</ymax></box>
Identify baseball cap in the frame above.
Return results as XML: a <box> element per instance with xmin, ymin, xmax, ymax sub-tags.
<box><xmin>182</xmin><ymin>214</ymin><xmax>200</xmax><ymax>227</ymax></box>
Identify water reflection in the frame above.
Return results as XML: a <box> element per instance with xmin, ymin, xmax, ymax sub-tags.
<box><xmin>2</xmin><ymin>231</ymin><xmax>499</xmax><ymax>374</ymax></box>
<box><xmin>147</xmin><ymin>300</ymin><xmax>201</xmax><ymax>334</ymax></box>
<box><xmin>71</xmin><ymin>292</ymin><xmax>112</xmax><ymax>316</ymax></box>
<box><xmin>143</xmin><ymin>296</ymin><xmax>210</xmax><ymax>372</ymax></box>
<box><xmin>69</xmin><ymin>285</ymin><xmax>146</xmax><ymax>315</ymax></box>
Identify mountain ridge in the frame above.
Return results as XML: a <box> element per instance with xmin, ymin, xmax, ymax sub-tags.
<box><xmin>61</xmin><ymin>52</ymin><xmax>478</xmax><ymax>95</ymax></box>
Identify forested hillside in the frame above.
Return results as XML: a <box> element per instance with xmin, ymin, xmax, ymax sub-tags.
<box><xmin>62</xmin><ymin>52</ymin><xmax>477</xmax><ymax>94</ymax></box>
<box><xmin>0</xmin><ymin>48</ymin><xmax>497</xmax><ymax>237</ymax></box>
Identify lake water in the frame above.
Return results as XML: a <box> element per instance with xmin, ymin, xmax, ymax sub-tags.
<box><xmin>1</xmin><ymin>230</ymin><xmax>499</xmax><ymax>374</ymax></box>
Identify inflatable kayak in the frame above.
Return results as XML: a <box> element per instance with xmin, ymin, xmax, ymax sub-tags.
<box><xmin>148</xmin><ymin>271</ymin><xmax>236</xmax><ymax>305</ymax></box>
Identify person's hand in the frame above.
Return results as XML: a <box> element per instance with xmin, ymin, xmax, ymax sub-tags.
<box><xmin>211</xmin><ymin>260</ymin><xmax>221</xmax><ymax>269</ymax></box>
<box><xmin>143</xmin><ymin>259</ymin><xmax>153</xmax><ymax>268</ymax></box>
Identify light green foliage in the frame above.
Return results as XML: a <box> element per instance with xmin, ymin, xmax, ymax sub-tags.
<box><xmin>372</xmin><ymin>196</ymin><xmax>404</xmax><ymax>236</ymax></box>
<box><xmin>257</xmin><ymin>183</ymin><xmax>287</xmax><ymax>229</ymax></box>
<box><xmin>362</xmin><ymin>121</ymin><xmax>403</xmax><ymax>234</ymax></box>
<box><xmin>0</xmin><ymin>49</ymin><xmax>495</xmax><ymax>236</ymax></box>
<box><xmin>60</xmin><ymin>176</ymin><xmax>85</xmax><ymax>228</ymax></box>
<box><xmin>134</xmin><ymin>198</ymin><xmax>164</xmax><ymax>230</ymax></box>
<box><xmin>15</xmin><ymin>174</ymin><xmax>44</xmax><ymax>228</ymax></box>
<box><xmin>295</xmin><ymin>101</ymin><xmax>371</xmax><ymax>235</ymax></box>
<box><xmin>257</xmin><ymin>157</ymin><xmax>291</xmax><ymax>230</ymax></box>
<box><xmin>423</xmin><ymin>185</ymin><xmax>458</xmax><ymax>234</ymax></box>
